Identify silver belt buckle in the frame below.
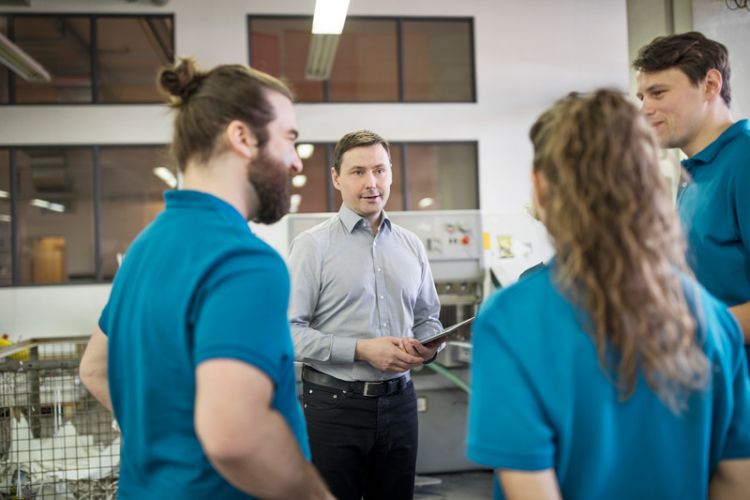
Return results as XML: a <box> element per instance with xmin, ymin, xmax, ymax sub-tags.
<box><xmin>362</xmin><ymin>381</ymin><xmax>379</xmax><ymax>397</ymax></box>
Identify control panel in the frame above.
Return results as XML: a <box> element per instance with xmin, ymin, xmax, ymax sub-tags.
<box><xmin>390</xmin><ymin>212</ymin><xmax>481</xmax><ymax>261</ymax></box>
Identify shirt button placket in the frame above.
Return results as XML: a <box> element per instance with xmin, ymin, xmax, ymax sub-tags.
<box><xmin>373</xmin><ymin>239</ymin><xmax>388</xmax><ymax>332</ymax></box>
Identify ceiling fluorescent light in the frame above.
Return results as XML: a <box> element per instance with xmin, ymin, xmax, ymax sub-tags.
<box><xmin>289</xmin><ymin>194</ymin><xmax>302</xmax><ymax>213</ymax></box>
<box><xmin>0</xmin><ymin>190</ymin><xmax>9</xmax><ymax>199</ymax></box>
<box><xmin>292</xmin><ymin>174</ymin><xmax>308</xmax><ymax>188</ymax></box>
<box><xmin>306</xmin><ymin>34</ymin><xmax>341</xmax><ymax>80</ymax></box>
<box><xmin>312</xmin><ymin>0</ymin><xmax>350</xmax><ymax>34</ymax></box>
<box><xmin>30</xmin><ymin>198</ymin><xmax>65</xmax><ymax>213</ymax></box>
<box><xmin>418</xmin><ymin>197</ymin><xmax>435</xmax><ymax>209</ymax></box>
<box><xmin>296</xmin><ymin>143</ymin><xmax>315</xmax><ymax>160</ymax></box>
<box><xmin>0</xmin><ymin>32</ymin><xmax>51</xmax><ymax>83</ymax></box>
<box><xmin>153</xmin><ymin>167</ymin><xmax>178</xmax><ymax>189</ymax></box>
<box><xmin>0</xmin><ymin>215</ymin><xmax>10</xmax><ymax>223</ymax></box>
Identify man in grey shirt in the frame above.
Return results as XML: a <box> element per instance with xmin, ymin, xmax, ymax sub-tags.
<box><xmin>289</xmin><ymin>130</ymin><xmax>443</xmax><ymax>499</ymax></box>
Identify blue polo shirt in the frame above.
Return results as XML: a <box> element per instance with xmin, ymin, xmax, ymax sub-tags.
<box><xmin>467</xmin><ymin>264</ymin><xmax>750</xmax><ymax>500</ymax></box>
<box><xmin>99</xmin><ymin>190</ymin><xmax>309</xmax><ymax>499</ymax></box>
<box><xmin>678</xmin><ymin>119</ymin><xmax>750</xmax><ymax>360</ymax></box>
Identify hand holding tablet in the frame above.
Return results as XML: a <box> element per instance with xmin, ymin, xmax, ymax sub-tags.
<box><xmin>419</xmin><ymin>317</ymin><xmax>474</xmax><ymax>345</ymax></box>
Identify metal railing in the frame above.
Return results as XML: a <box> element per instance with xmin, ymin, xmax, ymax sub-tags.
<box><xmin>0</xmin><ymin>336</ymin><xmax>119</xmax><ymax>499</ymax></box>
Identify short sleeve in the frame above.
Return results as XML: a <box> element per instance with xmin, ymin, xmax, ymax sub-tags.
<box><xmin>734</xmin><ymin>153</ymin><xmax>750</xmax><ymax>256</ymax></box>
<box><xmin>718</xmin><ymin>308</ymin><xmax>750</xmax><ymax>459</ymax></box>
<box><xmin>466</xmin><ymin>297</ymin><xmax>555</xmax><ymax>470</ymax></box>
<box><xmin>98</xmin><ymin>302</ymin><xmax>111</xmax><ymax>336</ymax></box>
<box><xmin>192</xmin><ymin>250</ymin><xmax>292</xmax><ymax>387</ymax></box>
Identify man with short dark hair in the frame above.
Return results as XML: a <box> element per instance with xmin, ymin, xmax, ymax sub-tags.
<box><xmin>289</xmin><ymin>130</ymin><xmax>443</xmax><ymax>499</ymax></box>
<box><xmin>635</xmin><ymin>32</ymin><xmax>750</xmax><ymax>359</ymax></box>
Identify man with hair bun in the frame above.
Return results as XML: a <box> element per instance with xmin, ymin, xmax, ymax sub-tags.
<box><xmin>80</xmin><ymin>58</ymin><xmax>332</xmax><ymax>499</ymax></box>
<box><xmin>635</xmin><ymin>32</ymin><xmax>750</xmax><ymax>363</ymax></box>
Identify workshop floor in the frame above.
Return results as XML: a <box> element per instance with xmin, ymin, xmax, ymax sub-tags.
<box><xmin>414</xmin><ymin>470</ymin><xmax>494</xmax><ymax>499</ymax></box>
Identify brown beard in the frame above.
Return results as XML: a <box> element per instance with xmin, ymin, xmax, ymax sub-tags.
<box><xmin>247</xmin><ymin>147</ymin><xmax>291</xmax><ymax>224</ymax></box>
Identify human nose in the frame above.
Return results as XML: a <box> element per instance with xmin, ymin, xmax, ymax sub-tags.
<box><xmin>364</xmin><ymin>171</ymin><xmax>377</xmax><ymax>187</ymax></box>
<box><xmin>640</xmin><ymin>97</ymin><xmax>654</xmax><ymax>116</ymax></box>
<box><xmin>290</xmin><ymin>151</ymin><xmax>303</xmax><ymax>175</ymax></box>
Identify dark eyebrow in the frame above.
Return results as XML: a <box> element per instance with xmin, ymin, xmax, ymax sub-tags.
<box><xmin>350</xmin><ymin>163</ymin><xmax>388</xmax><ymax>170</ymax></box>
<box><xmin>637</xmin><ymin>84</ymin><xmax>667</xmax><ymax>101</ymax></box>
<box><xmin>646</xmin><ymin>84</ymin><xmax>667</xmax><ymax>94</ymax></box>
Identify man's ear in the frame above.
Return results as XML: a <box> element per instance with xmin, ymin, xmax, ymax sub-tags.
<box><xmin>225</xmin><ymin>120</ymin><xmax>258</xmax><ymax>160</ymax></box>
<box><xmin>703</xmin><ymin>68</ymin><xmax>723</xmax><ymax>103</ymax></box>
<box><xmin>331</xmin><ymin>166</ymin><xmax>341</xmax><ymax>190</ymax></box>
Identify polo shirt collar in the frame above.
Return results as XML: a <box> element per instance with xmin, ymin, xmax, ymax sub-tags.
<box><xmin>682</xmin><ymin>119</ymin><xmax>750</xmax><ymax>173</ymax></box>
<box><xmin>165</xmin><ymin>190</ymin><xmax>249</xmax><ymax>228</ymax></box>
<box><xmin>338</xmin><ymin>204</ymin><xmax>391</xmax><ymax>233</ymax></box>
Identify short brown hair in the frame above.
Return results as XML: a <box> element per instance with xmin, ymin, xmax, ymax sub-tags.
<box><xmin>633</xmin><ymin>31</ymin><xmax>731</xmax><ymax>106</ymax></box>
<box><xmin>333</xmin><ymin>130</ymin><xmax>391</xmax><ymax>174</ymax></box>
<box><xmin>158</xmin><ymin>57</ymin><xmax>293</xmax><ymax>170</ymax></box>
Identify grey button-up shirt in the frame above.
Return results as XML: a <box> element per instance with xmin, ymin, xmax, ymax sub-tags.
<box><xmin>288</xmin><ymin>205</ymin><xmax>442</xmax><ymax>382</ymax></box>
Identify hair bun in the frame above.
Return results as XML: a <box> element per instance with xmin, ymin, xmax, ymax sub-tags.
<box><xmin>158</xmin><ymin>57</ymin><xmax>204</xmax><ymax>104</ymax></box>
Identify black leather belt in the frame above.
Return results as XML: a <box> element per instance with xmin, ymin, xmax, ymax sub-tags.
<box><xmin>302</xmin><ymin>366</ymin><xmax>408</xmax><ymax>397</ymax></box>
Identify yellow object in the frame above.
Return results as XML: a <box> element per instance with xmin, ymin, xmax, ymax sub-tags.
<box><xmin>0</xmin><ymin>336</ymin><xmax>30</xmax><ymax>361</ymax></box>
<box><xmin>482</xmin><ymin>231</ymin><xmax>491</xmax><ymax>251</ymax></box>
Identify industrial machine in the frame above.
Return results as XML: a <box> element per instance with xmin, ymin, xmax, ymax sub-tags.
<box><xmin>287</xmin><ymin>210</ymin><xmax>484</xmax><ymax>473</ymax></box>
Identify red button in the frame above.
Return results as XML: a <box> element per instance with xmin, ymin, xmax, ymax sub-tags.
<box><xmin>462</xmin><ymin>235</ymin><xmax>471</xmax><ymax>245</ymax></box>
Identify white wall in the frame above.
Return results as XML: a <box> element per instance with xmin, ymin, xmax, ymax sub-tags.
<box><xmin>0</xmin><ymin>283</ymin><xmax>109</xmax><ymax>339</ymax></box>
<box><xmin>693</xmin><ymin>0</ymin><xmax>750</xmax><ymax>119</ymax></box>
<box><xmin>0</xmin><ymin>0</ymin><xmax>630</xmax><ymax>339</ymax></box>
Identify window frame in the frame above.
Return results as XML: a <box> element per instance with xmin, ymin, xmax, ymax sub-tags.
<box><xmin>0</xmin><ymin>144</ymin><xmax>171</xmax><ymax>287</ymax></box>
<box><xmin>0</xmin><ymin>12</ymin><xmax>175</xmax><ymax>106</ymax></box>
<box><xmin>247</xmin><ymin>15</ymin><xmax>476</xmax><ymax>104</ymax></box>
<box><xmin>0</xmin><ymin>140</ymin><xmax>477</xmax><ymax>287</ymax></box>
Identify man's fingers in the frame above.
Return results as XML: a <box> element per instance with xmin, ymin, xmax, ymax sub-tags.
<box><xmin>424</xmin><ymin>339</ymin><xmax>444</xmax><ymax>350</ymax></box>
<box><xmin>402</xmin><ymin>343</ymin><xmax>421</xmax><ymax>357</ymax></box>
<box><xmin>393</xmin><ymin>348</ymin><xmax>423</xmax><ymax>365</ymax></box>
<box><xmin>400</xmin><ymin>338</ymin><xmax>427</xmax><ymax>355</ymax></box>
<box><xmin>386</xmin><ymin>363</ymin><xmax>409</xmax><ymax>372</ymax></box>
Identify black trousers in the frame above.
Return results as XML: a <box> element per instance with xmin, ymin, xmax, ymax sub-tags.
<box><xmin>302</xmin><ymin>379</ymin><xmax>419</xmax><ymax>500</ymax></box>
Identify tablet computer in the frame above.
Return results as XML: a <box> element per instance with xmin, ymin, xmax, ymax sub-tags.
<box><xmin>419</xmin><ymin>316</ymin><xmax>475</xmax><ymax>345</ymax></box>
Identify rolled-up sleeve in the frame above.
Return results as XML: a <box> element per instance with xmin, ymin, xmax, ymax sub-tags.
<box><xmin>411</xmin><ymin>239</ymin><xmax>443</xmax><ymax>341</ymax></box>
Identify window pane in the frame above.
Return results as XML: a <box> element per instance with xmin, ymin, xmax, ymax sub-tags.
<box><xmin>99</xmin><ymin>146</ymin><xmax>170</xmax><ymax>280</ymax></box>
<box><xmin>329</xmin><ymin>19</ymin><xmax>398</xmax><ymax>102</ymax></box>
<box><xmin>402</xmin><ymin>20</ymin><xmax>474</xmax><ymax>102</ymax></box>
<box><xmin>250</xmin><ymin>18</ymin><xmax>324</xmax><ymax>102</ymax></box>
<box><xmin>333</xmin><ymin>143</ymin><xmax>403</xmax><ymax>211</ymax></box>
<box><xmin>0</xmin><ymin>17</ymin><xmax>8</xmax><ymax>104</ymax></box>
<box><xmin>14</xmin><ymin>17</ymin><xmax>92</xmax><ymax>104</ymax></box>
<box><xmin>97</xmin><ymin>17</ymin><xmax>174</xmax><ymax>103</ymax></box>
<box><xmin>292</xmin><ymin>144</ymin><xmax>328</xmax><ymax>213</ymax></box>
<box><xmin>387</xmin><ymin>145</ymin><xmax>403</xmax><ymax>211</ymax></box>
<box><xmin>0</xmin><ymin>150</ymin><xmax>10</xmax><ymax>285</ymax></box>
<box><xmin>405</xmin><ymin>143</ymin><xmax>477</xmax><ymax>210</ymax></box>
<box><xmin>16</xmin><ymin>147</ymin><xmax>95</xmax><ymax>284</ymax></box>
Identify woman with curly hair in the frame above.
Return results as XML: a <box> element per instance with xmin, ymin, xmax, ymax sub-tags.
<box><xmin>466</xmin><ymin>89</ymin><xmax>750</xmax><ymax>500</ymax></box>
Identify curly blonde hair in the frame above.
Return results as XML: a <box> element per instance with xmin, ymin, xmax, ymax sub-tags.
<box><xmin>530</xmin><ymin>89</ymin><xmax>708</xmax><ymax>412</ymax></box>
